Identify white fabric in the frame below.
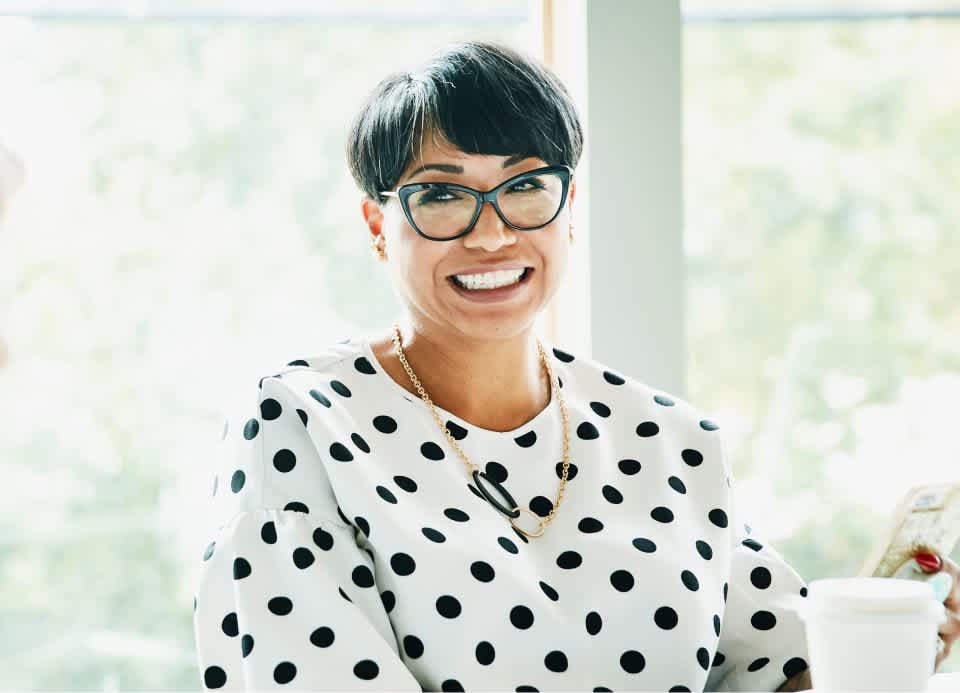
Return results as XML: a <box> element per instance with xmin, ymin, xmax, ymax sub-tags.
<box><xmin>192</xmin><ymin>336</ymin><xmax>810</xmax><ymax>691</ymax></box>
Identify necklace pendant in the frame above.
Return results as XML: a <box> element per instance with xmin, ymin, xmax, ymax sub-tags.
<box><xmin>472</xmin><ymin>469</ymin><xmax>521</xmax><ymax>520</ymax></box>
<box><xmin>510</xmin><ymin>507</ymin><xmax>547</xmax><ymax>538</ymax></box>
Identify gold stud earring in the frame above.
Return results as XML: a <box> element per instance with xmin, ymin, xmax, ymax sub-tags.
<box><xmin>372</xmin><ymin>240</ymin><xmax>386</xmax><ymax>261</ymax></box>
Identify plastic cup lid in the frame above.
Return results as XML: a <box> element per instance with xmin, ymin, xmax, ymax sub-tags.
<box><xmin>806</xmin><ymin>577</ymin><xmax>944</xmax><ymax>617</ymax></box>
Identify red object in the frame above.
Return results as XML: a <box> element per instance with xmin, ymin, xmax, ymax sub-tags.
<box><xmin>915</xmin><ymin>551</ymin><xmax>943</xmax><ymax>574</ymax></box>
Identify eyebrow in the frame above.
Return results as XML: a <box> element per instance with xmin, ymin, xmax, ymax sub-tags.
<box><xmin>406</xmin><ymin>153</ymin><xmax>530</xmax><ymax>179</ymax></box>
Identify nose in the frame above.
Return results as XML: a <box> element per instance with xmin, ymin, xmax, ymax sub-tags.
<box><xmin>462</xmin><ymin>199</ymin><xmax>517</xmax><ymax>251</ymax></box>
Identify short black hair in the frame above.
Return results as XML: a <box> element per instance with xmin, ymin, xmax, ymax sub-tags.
<box><xmin>346</xmin><ymin>40</ymin><xmax>583</xmax><ymax>205</ymax></box>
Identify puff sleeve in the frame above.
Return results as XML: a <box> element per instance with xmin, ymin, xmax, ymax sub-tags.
<box><xmin>191</xmin><ymin>377</ymin><xmax>423</xmax><ymax>691</ymax></box>
<box><xmin>704</xmin><ymin>438</ymin><xmax>811</xmax><ymax>692</ymax></box>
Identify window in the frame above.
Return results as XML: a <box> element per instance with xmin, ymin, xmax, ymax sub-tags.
<box><xmin>684</xmin><ymin>5</ymin><xmax>960</xmax><ymax>673</ymax></box>
<box><xmin>0</xmin><ymin>5</ymin><xmax>536</xmax><ymax>688</ymax></box>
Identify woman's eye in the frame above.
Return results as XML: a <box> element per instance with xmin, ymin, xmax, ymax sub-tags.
<box><xmin>419</xmin><ymin>188</ymin><xmax>459</xmax><ymax>204</ymax></box>
<box><xmin>509</xmin><ymin>178</ymin><xmax>545</xmax><ymax>193</ymax></box>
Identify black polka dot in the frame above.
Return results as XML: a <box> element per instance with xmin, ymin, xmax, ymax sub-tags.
<box><xmin>800</xmin><ymin>586</ymin><xmax>809</xmax><ymax>597</ymax></box>
<box><xmin>603</xmin><ymin>371</ymin><xmax>625</xmax><ymax>385</ymax></box>
<box><xmin>751</xmin><ymin>567</ymin><xmax>772</xmax><ymax>589</ymax></box>
<box><xmin>436</xmin><ymin>595</ymin><xmax>462</xmax><ymax>618</ymax></box>
<box><xmin>696</xmin><ymin>540</ymin><xmax>713</xmax><ymax>560</ymax></box>
<box><xmin>381</xmin><ymin>590</ymin><xmax>396</xmax><ymax>613</ymax></box>
<box><xmin>352</xmin><ymin>565</ymin><xmax>375</xmax><ymax>588</ymax></box>
<box><xmin>391</xmin><ymin>553</ymin><xmax>416</xmax><ymax>576</ymax></box>
<box><xmin>557</xmin><ymin>551</ymin><xmax>582</xmax><ymax>569</ymax></box>
<box><xmin>743</xmin><ymin>538</ymin><xmax>764</xmax><ymax>552</ymax></box>
<box><xmin>517</xmin><ymin>687</ymin><xmax>538</xmax><ymax>692</ymax></box>
<box><xmin>445</xmin><ymin>420</ymin><xmax>469</xmax><ymax>440</ymax></box>
<box><xmin>268</xmin><ymin>596</ymin><xmax>293</xmax><ymax>615</ymax></box>
<box><xmin>669</xmin><ymin>687</ymin><xmax>691</xmax><ymax>692</ymax></box>
<box><xmin>633</xmin><ymin>537</ymin><xmax>657</xmax><ymax>553</ymax></box>
<box><xmin>354</xmin><ymin>356</ymin><xmax>376</xmax><ymax>374</ymax></box>
<box><xmin>724</xmin><ymin>582</ymin><xmax>729</xmax><ymax>602</ymax></box>
<box><xmin>243</xmin><ymin>418</ymin><xmax>259</xmax><ymax>440</ymax></box>
<box><xmin>651</xmin><ymin>506</ymin><xmax>674</xmax><ymax>523</ymax></box>
<box><xmin>530</xmin><ymin>496</ymin><xmax>554</xmax><ymax>517</ymax></box>
<box><xmin>510</xmin><ymin>605</ymin><xmax>534</xmax><ymax>629</ymax></box>
<box><xmin>403</xmin><ymin>634</ymin><xmax>424</xmax><ymax>658</ymax></box>
<box><xmin>230</xmin><ymin>470</ymin><xmax>245</xmax><ymax>493</ymax></box>
<box><xmin>636</xmin><ymin>421</ymin><xmax>660</xmax><ymax>437</ymax></box>
<box><xmin>422</xmin><ymin>527</ymin><xmax>446</xmax><ymax>543</ymax></box>
<box><xmin>444</xmin><ymin>507</ymin><xmax>470</xmax><ymax>522</ymax></box>
<box><xmin>751</xmin><ymin>610</ymin><xmax>777</xmax><ymax>630</ymax></box>
<box><xmin>273</xmin><ymin>661</ymin><xmax>296</xmax><ymax>684</ymax></box>
<box><xmin>329</xmin><ymin>379</ymin><xmax>351</xmax><ymax>397</ymax></box>
<box><xmin>700</xmin><ymin>419</ymin><xmax>719</xmax><ymax>431</ymax></box>
<box><xmin>578</xmin><ymin>517</ymin><xmax>604</xmax><ymax>533</ymax></box>
<box><xmin>577</xmin><ymin>422</ymin><xmax>600</xmax><ymax>440</ymax></box>
<box><xmin>515</xmin><ymin>430</ymin><xmax>537</xmax><ymax>447</ymax></box>
<box><xmin>284</xmin><ymin>501</ymin><xmax>309</xmax><ymax>513</ymax></box>
<box><xmin>313</xmin><ymin>527</ymin><xmax>334</xmax><ymax>550</ymax></box>
<box><xmin>618</xmin><ymin>458</ymin><xmax>642</xmax><ymax>475</ymax></box>
<box><xmin>556</xmin><ymin>461</ymin><xmax>578</xmax><ymax>480</ymax></box>
<box><xmin>394</xmin><ymin>475</ymin><xmax>417</xmax><ymax>492</ymax></box>
<box><xmin>654</xmin><ymin>394</ymin><xmax>675</xmax><ymax>406</ymax></box>
<box><xmin>602</xmin><ymin>485</ymin><xmax>624</xmax><ymax>503</ymax></box>
<box><xmin>668</xmin><ymin>476</ymin><xmax>687</xmax><ymax>494</ymax></box>
<box><xmin>241</xmin><ymin>634</ymin><xmax>254</xmax><ymax>657</ymax></box>
<box><xmin>273</xmin><ymin>449</ymin><xmax>296</xmax><ymax>473</ymax></box>
<box><xmin>499</xmin><ymin>536</ymin><xmax>519</xmax><ymax>554</ymax></box>
<box><xmin>590</xmin><ymin>401</ymin><xmax>611</xmax><ymax>417</ymax></box>
<box><xmin>351</xmin><ymin>433</ymin><xmax>370</xmax><ymax>453</ymax></box>
<box><xmin>586</xmin><ymin>611</ymin><xmax>602</xmax><ymax>635</ymax></box>
<box><xmin>714</xmin><ymin>613</ymin><xmax>721</xmax><ymax>636</ymax></box>
<box><xmin>476</xmin><ymin>640</ymin><xmax>496</xmax><ymax>665</ymax></box>
<box><xmin>621</xmin><ymin>650</ymin><xmax>646</xmax><ymax>674</ymax></box>
<box><xmin>681</xmin><ymin>570</ymin><xmax>700</xmax><ymax>591</ymax></box>
<box><xmin>203</xmin><ymin>666</ymin><xmax>227</xmax><ymax>689</ymax></box>
<box><xmin>783</xmin><ymin>657</ymin><xmax>809</xmax><ymax>679</ymax></box>
<box><xmin>373</xmin><ymin>415</ymin><xmax>398</xmax><ymax>433</ymax></box>
<box><xmin>610</xmin><ymin>569</ymin><xmax>635</xmax><ymax>592</ymax></box>
<box><xmin>309</xmin><ymin>389</ymin><xmax>331</xmax><ymax>407</ymax></box>
<box><xmin>203</xmin><ymin>542</ymin><xmax>216</xmax><ymax>561</ymax></box>
<box><xmin>654</xmin><ymin>606</ymin><xmax>678</xmax><ymax>630</ymax></box>
<box><xmin>293</xmin><ymin>548</ymin><xmax>315</xmax><ymax>569</ymax></box>
<box><xmin>708</xmin><ymin>509</ymin><xmax>728</xmax><ymax>528</ymax></box>
<box><xmin>233</xmin><ymin>557</ymin><xmax>251</xmax><ymax>580</ymax></box>
<box><xmin>539</xmin><ymin>581</ymin><xmax>559</xmax><ymax>601</ymax></box>
<box><xmin>712</xmin><ymin>652</ymin><xmax>726</xmax><ymax>667</ymax></box>
<box><xmin>329</xmin><ymin>442</ymin><xmax>353</xmax><ymax>462</ymax></box>
<box><xmin>354</xmin><ymin>659</ymin><xmax>379</xmax><ymax>680</ymax></box>
<box><xmin>260</xmin><ymin>398</ymin><xmax>282</xmax><ymax>420</ymax></box>
<box><xmin>421</xmin><ymin>442</ymin><xmax>445</xmax><ymax>460</ymax></box>
<box><xmin>287</xmin><ymin>359</ymin><xmax>309</xmax><ymax>367</ymax></box>
<box><xmin>697</xmin><ymin>647</ymin><xmax>710</xmax><ymax>671</ymax></box>
<box><xmin>338</xmin><ymin>586</ymin><xmax>352</xmax><ymax>602</ymax></box>
<box><xmin>484</xmin><ymin>461</ymin><xmax>509</xmax><ymax>483</ymax></box>
<box><xmin>296</xmin><ymin>409</ymin><xmax>308</xmax><ymax>426</ymax></box>
<box><xmin>221</xmin><ymin>611</ymin><xmax>238</xmax><ymax>637</ymax></box>
<box><xmin>376</xmin><ymin>485</ymin><xmax>398</xmax><ymax>504</ymax></box>
<box><xmin>681</xmin><ymin>449</ymin><xmax>703</xmax><ymax>467</ymax></box>
<box><xmin>441</xmin><ymin>679</ymin><xmax>464</xmax><ymax>691</ymax></box>
<box><xmin>545</xmin><ymin>650</ymin><xmax>569</xmax><ymax>672</ymax></box>
<box><xmin>747</xmin><ymin>657</ymin><xmax>769</xmax><ymax>672</ymax></box>
<box><xmin>471</xmin><ymin>561</ymin><xmax>495</xmax><ymax>582</ymax></box>
<box><xmin>354</xmin><ymin>515</ymin><xmax>370</xmax><ymax>537</ymax></box>
<box><xmin>310</xmin><ymin>626</ymin><xmax>334</xmax><ymax>647</ymax></box>
<box><xmin>552</xmin><ymin>347</ymin><xmax>575</xmax><ymax>362</ymax></box>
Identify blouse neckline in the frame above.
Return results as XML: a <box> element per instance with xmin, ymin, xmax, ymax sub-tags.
<box><xmin>356</xmin><ymin>335</ymin><xmax>562</xmax><ymax>438</ymax></box>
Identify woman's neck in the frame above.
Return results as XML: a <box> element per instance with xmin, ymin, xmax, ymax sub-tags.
<box><xmin>369</xmin><ymin>320</ymin><xmax>552</xmax><ymax>433</ymax></box>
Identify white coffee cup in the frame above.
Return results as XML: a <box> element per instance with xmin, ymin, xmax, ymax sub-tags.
<box><xmin>793</xmin><ymin>577</ymin><xmax>945</xmax><ymax>691</ymax></box>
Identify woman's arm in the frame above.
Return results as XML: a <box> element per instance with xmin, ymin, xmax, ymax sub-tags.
<box><xmin>776</xmin><ymin>669</ymin><xmax>812</xmax><ymax>691</ymax></box>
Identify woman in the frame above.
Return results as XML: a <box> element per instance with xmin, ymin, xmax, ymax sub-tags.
<box><xmin>192</xmin><ymin>41</ymin><xmax>958</xmax><ymax>691</ymax></box>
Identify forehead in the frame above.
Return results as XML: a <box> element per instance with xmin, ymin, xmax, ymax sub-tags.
<box><xmin>400</xmin><ymin>132</ymin><xmax>540</xmax><ymax>181</ymax></box>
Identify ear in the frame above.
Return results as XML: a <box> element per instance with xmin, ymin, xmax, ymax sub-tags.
<box><xmin>361</xmin><ymin>195</ymin><xmax>386</xmax><ymax>247</ymax></box>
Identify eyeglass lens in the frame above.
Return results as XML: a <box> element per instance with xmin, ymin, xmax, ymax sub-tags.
<box><xmin>406</xmin><ymin>171</ymin><xmax>565</xmax><ymax>239</ymax></box>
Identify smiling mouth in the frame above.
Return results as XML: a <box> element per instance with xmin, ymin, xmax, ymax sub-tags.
<box><xmin>447</xmin><ymin>267</ymin><xmax>533</xmax><ymax>290</ymax></box>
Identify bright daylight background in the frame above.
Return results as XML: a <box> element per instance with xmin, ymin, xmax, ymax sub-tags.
<box><xmin>0</xmin><ymin>0</ymin><xmax>958</xmax><ymax>688</ymax></box>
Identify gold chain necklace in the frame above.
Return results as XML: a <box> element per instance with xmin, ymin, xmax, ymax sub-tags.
<box><xmin>390</xmin><ymin>322</ymin><xmax>572</xmax><ymax>539</ymax></box>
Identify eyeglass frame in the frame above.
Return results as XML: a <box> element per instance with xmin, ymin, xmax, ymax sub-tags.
<box><xmin>378</xmin><ymin>164</ymin><xmax>574</xmax><ymax>242</ymax></box>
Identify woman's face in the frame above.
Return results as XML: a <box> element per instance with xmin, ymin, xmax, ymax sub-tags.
<box><xmin>361</xmin><ymin>135</ymin><xmax>576</xmax><ymax>343</ymax></box>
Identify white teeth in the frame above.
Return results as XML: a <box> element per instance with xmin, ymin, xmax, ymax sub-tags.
<box><xmin>453</xmin><ymin>269</ymin><xmax>526</xmax><ymax>290</ymax></box>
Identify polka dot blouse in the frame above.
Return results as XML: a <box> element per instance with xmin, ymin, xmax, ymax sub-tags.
<box><xmin>192</xmin><ymin>336</ymin><xmax>810</xmax><ymax>691</ymax></box>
